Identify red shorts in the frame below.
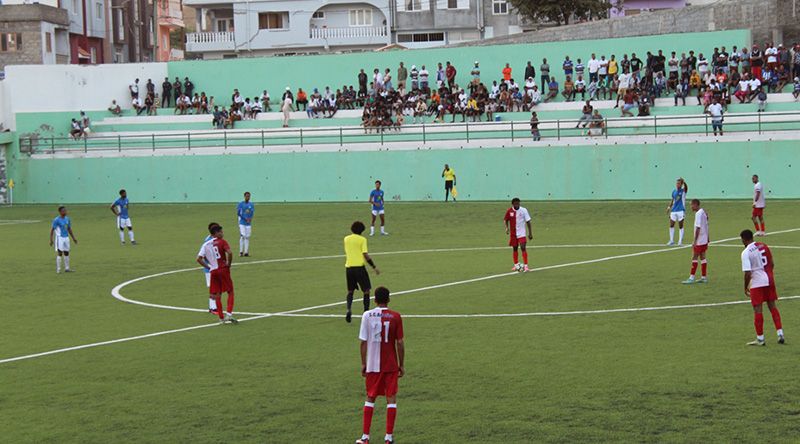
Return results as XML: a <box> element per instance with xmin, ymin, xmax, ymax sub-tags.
<box><xmin>752</xmin><ymin>207</ymin><xmax>764</xmax><ymax>217</ymax></box>
<box><xmin>750</xmin><ymin>285</ymin><xmax>777</xmax><ymax>306</ymax></box>
<box><xmin>509</xmin><ymin>236</ymin><xmax>527</xmax><ymax>247</ymax></box>
<box><xmin>693</xmin><ymin>244</ymin><xmax>708</xmax><ymax>255</ymax></box>
<box><xmin>209</xmin><ymin>268</ymin><xmax>233</xmax><ymax>294</ymax></box>
<box><xmin>365</xmin><ymin>371</ymin><xmax>399</xmax><ymax>398</ymax></box>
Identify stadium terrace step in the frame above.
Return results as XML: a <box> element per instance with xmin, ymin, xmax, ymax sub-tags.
<box><xmin>99</xmin><ymin>109</ymin><xmax>364</xmax><ymax>125</ymax></box>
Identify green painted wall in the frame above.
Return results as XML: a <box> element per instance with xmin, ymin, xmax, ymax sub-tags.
<box><xmin>7</xmin><ymin>139</ymin><xmax>794</xmax><ymax>204</ymax></box>
<box><xmin>167</xmin><ymin>30</ymin><xmax>751</xmax><ymax>108</ymax></box>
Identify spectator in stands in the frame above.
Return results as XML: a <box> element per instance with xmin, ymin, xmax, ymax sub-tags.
<box><xmin>146</xmin><ymin>79</ymin><xmax>155</xmax><ymax>99</ymax></box>
<box><xmin>383</xmin><ymin>68</ymin><xmax>393</xmax><ymax>91</ymax></box>
<box><xmin>756</xmin><ymin>87</ymin><xmax>768</xmax><ymax>112</ymax></box>
<box><xmin>562</xmin><ymin>76</ymin><xmax>575</xmax><ymax>101</ymax></box>
<box><xmin>184</xmin><ymin>77</ymin><xmax>194</xmax><ymax>98</ymax></box>
<box><xmin>212</xmin><ymin>106</ymin><xmax>223</xmax><ymax>129</ymax></box>
<box><xmin>544</xmin><ymin>77</ymin><xmax>558</xmax><ymax>103</ymax></box>
<box><xmin>70</xmin><ymin>119</ymin><xmax>82</xmax><ymax>140</ymax></box>
<box><xmin>108</xmin><ymin>100</ymin><xmax>122</xmax><ymax>116</ymax></box>
<box><xmin>589</xmin><ymin>109</ymin><xmax>605</xmax><ymax>135</ymax></box>
<box><xmin>420</xmin><ymin>65</ymin><xmax>430</xmax><ymax>91</ymax></box>
<box><xmin>129</xmin><ymin>78</ymin><xmax>139</xmax><ymax>100</ymax></box>
<box><xmin>621</xmin><ymin>89</ymin><xmax>637</xmax><ymax>117</ymax></box>
<box><xmin>540</xmin><ymin>58</ymin><xmax>550</xmax><ymax>91</ymax></box>
<box><xmin>145</xmin><ymin>94</ymin><xmax>156</xmax><ymax>116</ymax></box>
<box><xmin>79</xmin><ymin>111</ymin><xmax>91</xmax><ymax>136</ymax></box>
<box><xmin>576</xmin><ymin>57</ymin><xmax>586</xmax><ymax>79</ymax></box>
<box><xmin>530</xmin><ymin>111</ymin><xmax>540</xmax><ymax>141</ymax></box>
<box><xmin>793</xmin><ymin>77</ymin><xmax>800</xmax><ymax>100</ymax></box>
<box><xmin>133</xmin><ymin>96</ymin><xmax>146</xmax><ymax>116</ymax></box>
<box><xmin>574</xmin><ymin>75</ymin><xmax>587</xmax><ymax>101</ymax></box>
<box><xmin>161</xmin><ymin>78</ymin><xmax>172</xmax><ymax>108</ymax></box>
<box><xmin>445</xmin><ymin>61</ymin><xmax>456</xmax><ymax>88</ymax></box>
<box><xmin>674</xmin><ymin>76</ymin><xmax>689</xmax><ymax>106</ymax></box>
<box><xmin>689</xmin><ymin>70</ymin><xmax>702</xmax><ymax>94</ymax></box>
<box><xmin>261</xmin><ymin>90</ymin><xmax>271</xmax><ymax>111</ymax></box>
<box><xmin>794</xmin><ymin>45</ymin><xmax>800</xmax><ymax>79</ymax></box>
<box><xmin>470</xmin><ymin>61</ymin><xmax>481</xmax><ymax>87</ymax></box>
<box><xmin>576</xmin><ymin>101</ymin><xmax>593</xmax><ymax>128</ymax></box>
<box><xmin>296</xmin><ymin>88</ymin><xmax>308</xmax><ymax>111</ymax></box>
<box><xmin>587</xmin><ymin>78</ymin><xmax>599</xmax><ymax>101</ymax></box>
<box><xmin>734</xmin><ymin>74</ymin><xmax>750</xmax><ymax>103</ymax></box>
<box><xmin>775</xmin><ymin>65</ymin><xmax>789</xmax><ymax>92</ymax></box>
<box><xmin>282</xmin><ymin>87</ymin><xmax>294</xmax><ymax>107</ymax></box>
<box><xmin>563</xmin><ymin>56</ymin><xmax>573</xmax><ymax>79</ymax></box>
<box><xmin>706</xmin><ymin>98</ymin><xmax>724</xmax><ymax>136</ymax></box>
<box><xmin>172</xmin><ymin>77</ymin><xmax>182</xmax><ymax>107</ymax></box>
<box><xmin>502</xmin><ymin>63</ymin><xmax>512</xmax><ymax>83</ymax></box>
<box><xmin>281</xmin><ymin>96</ymin><xmax>292</xmax><ymax>128</ymax></box>
<box><xmin>524</xmin><ymin>61</ymin><xmax>535</xmax><ymax>84</ymax></box>
<box><xmin>598</xmin><ymin>55</ymin><xmax>609</xmax><ymax>90</ymax></box>
<box><xmin>174</xmin><ymin>94</ymin><xmax>187</xmax><ymax>115</ymax></box>
<box><xmin>358</xmin><ymin>69</ymin><xmax>368</xmax><ymax>95</ymax></box>
<box><xmin>750</xmin><ymin>44</ymin><xmax>763</xmax><ymax>79</ymax></box>
<box><xmin>200</xmin><ymin>93</ymin><xmax>209</xmax><ymax>114</ymax></box>
<box><xmin>638</xmin><ymin>92</ymin><xmax>652</xmax><ymax>117</ymax></box>
<box><xmin>397</xmin><ymin>62</ymin><xmax>408</xmax><ymax>91</ymax></box>
<box><xmin>746</xmin><ymin>75</ymin><xmax>762</xmax><ymax>102</ymax></box>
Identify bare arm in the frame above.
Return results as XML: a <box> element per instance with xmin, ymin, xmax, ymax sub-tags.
<box><xmin>49</xmin><ymin>228</ymin><xmax>55</xmax><ymax>246</ymax></box>
<box><xmin>225</xmin><ymin>247</ymin><xmax>233</xmax><ymax>267</ymax></box>
<box><xmin>504</xmin><ymin>219</ymin><xmax>510</xmax><ymax>234</ymax></box>
<box><xmin>363</xmin><ymin>252</ymin><xmax>380</xmax><ymax>275</ymax></box>
<box><xmin>396</xmin><ymin>338</ymin><xmax>405</xmax><ymax>377</ymax></box>
<box><xmin>693</xmin><ymin>226</ymin><xmax>700</xmax><ymax>246</ymax></box>
<box><xmin>743</xmin><ymin>271</ymin><xmax>752</xmax><ymax>296</ymax></box>
<box><xmin>196</xmin><ymin>256</ymin><xmax>207</xmax><ymax>268</ymax></box>
<box><xmin>110</xmin><ymin>204</ymin><xmax>119</xmax><ymax>216</ymax></box>
<box><xmin>753</xmin><ymin>191</ymin><xmax>761</xmax><ymax>207</ymax></box>
<box><xmin>526</xmin><ymin>221</ymin><xmax>533</xmax><ymax>240</ymax></box>
<box><xmin>68</xmin><ymin>227</ymin><xmax>77</xmax><ymax>243</ymax></box>
<box><xmin>360</xmin><ymin>340</ymin><xmax>368</xmax><ymax>376</ymax></box>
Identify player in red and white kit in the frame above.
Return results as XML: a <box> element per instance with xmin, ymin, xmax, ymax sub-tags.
<box><xmin>196</xmin><ymin>224</ymin><xmax>238</xmax><ymax>324</ymax></box>
<box><xmin>356</xmin><ymin>287</ymin><xmax>404</xmax><ymax>444</ymax></box>
<box><xmin>503</xmin><ymin>197</ymin><xmax>533</xmax><ymax>272</ymax></box>
<box><xmin>683</xmin><ymin>199</ymin><xmax>709</xmax><ymax>284</ymax></box>
<box><xmin>751</xmin><ymin>174</ymin><xmax>766</xmax><ymax>236</ymax></box>
<box><xmin>741</xmin><ymin>229</ymin><xmax>785</xmax><ymax>346</ymax></box>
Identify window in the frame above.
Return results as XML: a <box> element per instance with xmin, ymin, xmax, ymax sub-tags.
<box><xmin>439</xmin><ymin>0</ymin><xmax>468</xmax><ymax>8</ymax></box>
<box><xmin>492</xmin><ymin>0</ymin><xmax>508</xmax><ymax>14</ymax></box>
<box><xmin>72</xmin><ymin>0</ymin><xmax>79</xmax><ymax>14</ymax></box>
<box><xmin>349</xmin><ymin>9</ymin><xmax>373</xmax><ymax>27</ymax></box>
<box><xmin>398</xmin><ymin>0</ymin><xmax>428</xmax><ymax>12</ymax></box>
<box><xmin>397</xmin><ymin>32</ymin><xmax>444</xmax><ymax>43</ymax></box>
<box><xmin>96</xmin><ymin>2</ymin><xmax>103</xmax><ymax>19</ymax></box>
<box><xmin>0</xmin><ymin>33</ymin><xmax>22</xmax><ymax>52</ymax></box>
<box><xmin>116</xmin><ymin>9</ymin><xmax>125</xmax><ymax>41</ymax></box>
<box><xmin>258</xmin><ymin>12</ymin><xmax>287</xmax><ymax>30</ymax></box>
<box><xmin>312</xmin><ymin>11</ymin><xmax>325</xmax><ymax>19</ymax></box>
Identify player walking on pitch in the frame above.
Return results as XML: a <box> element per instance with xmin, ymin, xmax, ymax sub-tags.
<box><xmin>683</xmin><ymin>199</ymin><xmax>709</xmax><ymax>284</ymax></box>
<box><xmin>356</xmin><ymin>286</ymin><xmax>404</xmax><ymax>444</ymax></box>
<box><xmin>504</xmin><ymin>198</ymin><xmax>533</xmax><ymax>272</ymax></box>
<box><xmin>110</xmin><ymin>189</ymin><xmax>136</xmax><ymax>245</ymax></box>
<box><xmin>369</xmin><ymin>181</ymin><xmax>387</xmax><ymax>236</ymax></box>
<box><xmin>751</xmin><ymin>175</ymin><xmax>766</xmax><ymax>236</ymax></box>
<box><xmin>345</xmin><ymin>221</ymin><xmax>380</xmax><ymax>323</ymax></box>
<box><xmin>740</xmin><ymin>229</ymin><xmax>785</xmax><ymax>345</ymax></box>
<box><xmin>666</xmin><ymin>178</ymin><xmax>688</xmax><ymax>245</ymax></box>
<box><xmin>50</xmin><ymin>206</ymin><xmax>78</xmax><ymax>273</ymax></box>
<box><xmin>197</xmin><ymin>224</ymin><xmax>238</xmax><ymax>324</ymax></box>
<box><xmin>201</xmin><ymin>223</ymin><xmax>221</xmax><ymax>314</ymax></box>
<box><xmin>237</xmin><ymin>191</ymin><xmax>255</xmax><ymax>256</ymax></box>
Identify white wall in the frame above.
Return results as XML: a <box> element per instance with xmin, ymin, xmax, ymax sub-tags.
<box><xmin>0</xmin><ymin>82</ymin><xmax>8</xmax><ymax>131</ymax></box>
<box><xmin>3</xmin><ymin>63</ymin><xmax>168</xmax><ymax>129</ymax></box>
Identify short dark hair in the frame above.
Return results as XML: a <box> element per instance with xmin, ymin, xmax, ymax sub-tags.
<box><xmin>753</xmin><ymin>174</ymin><xmax>759</xmax><ymax>179</ymax></box>
<box><xmin>512</xmin><ymin>197</ymin><xmax>521</xmax><ymax>204</ymax></box>
<box><xmin>691</xmin><ymin>198</ymin><xmax>701</xmax><ymax>205</ymax></box>
<box><xmin>741</xmin><ymin>229</ymin><xmax>754</xmax><ymax>241</ymax></box>
<box><xmin>208</xmin><ymin>222</ymin><xmax>221</xmax><ymax>233</ymax></box>
<box><xmin>58</xmin><ymin>206</ymin><xmax>66</xmax><ymax>212</ymax></box>
<box><xmin>119</xmin><ymin>189</ymin><xmax>126</xmax><ymax>195</ymax></box>
<box><xmin>351</xmin><ymin>221</ymin><xmax>366</xmax><ymax>234</ymax></box>
<box><xmin>244</xmin><ymin>191</ymin><xmax>251</xmax><ymax>195</ymax></box>
<box><xmin>374</xmin><ymin>287</ymin><xmax>390</xmax><ymax>304</ymax></box>
<box><xmin>375</xmin><ymin>180</ymin><xmax>381</xmax><ymax>185</ymax></box>
<box><xmin>210</xmin><ymin>225</ymin><xmax>223</xmax><ymax>235</ymax></box>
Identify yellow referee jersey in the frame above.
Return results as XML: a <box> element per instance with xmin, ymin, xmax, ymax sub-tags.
<box><xmin>443</xmin><ymin>169</ymin><xmax>456</xmax><ymax>181</ymax></box>
<box><xmin>344</xmin><ymin>233</ymin><xmax>368</xmax><ymax>267</ymax></box>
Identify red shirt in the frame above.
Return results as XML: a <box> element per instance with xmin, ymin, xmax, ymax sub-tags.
<box><xmin>755</xmin><ymin>242</ymin><xmax>775</xmax><ymax>283</ymax></box>
<box><xmin>360</xmin><ymin>308</ymin><xmax>404</xmax><ymax>373</ymax></box>
<box><xmin>214</xmin><ymin>238</ymin><xmax>231</xmax><ymax>268</ymax></box>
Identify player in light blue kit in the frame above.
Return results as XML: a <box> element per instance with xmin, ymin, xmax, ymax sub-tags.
<box><xmin>236</xmin><ymin>191</ymin><xmax>255</xmax><ymax>257</ymax></box>
<box><xmin>49</xmin><ymin>206</ymin><xmax>78</xmax><ymax>273</ymax></box>
<box><xmin>111</xmin><ymin>189</ymin><xmax>136</xmax><ymax>245</ymax></box>
<box><xmin>200</xmin><ymin>222</ymin><xmax>220</xmax><ymax>314</ymax></box>
<box><xmin>666</xmin><ymin>178</ymin><xmax>688</xmax><ymax>246</ymax></box>
<box><xmin>369</xmin><ymin>180</ymin><xmax>387</xmax><ymax>236</ymax></box>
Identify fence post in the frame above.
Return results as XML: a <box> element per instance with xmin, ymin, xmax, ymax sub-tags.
<box><xmin>466</xmin><ymin>121</ymin><xmax>470</xmax><ymax>143</ymax></box>
<box><xmin>422</xmin><ymin>123</ymin><xmax>426</xmax><ymax>144</ymax></box>
<box><xmin>261</xmin><ymin>130</ymin><xmax>265</xmax><ymax>148</ymax></box>
<box><xmin>84</xmin><ymin>136</ymin><xmax>88</xmax><ymax>153</ymax></box>
<box><xmin>510</xmin><ymin>121</ymin><xmax>514</xmax><ymax>141</ymax></box>
<box><xmin>705</xmin><ymin>115</ymin><xmax>708</xmax><ymax>136</ymax></box>
<box><xmin>224</xmin><ymin>131</ymin><xmax>228</xmax><ymax>150</ymax></box>
<box><xmin>604</xmin><ymin>119</ymin><xmax>608</xmax><ymax>139</ymax></box>
<box><xmin>380</xmin><ymin>129</ymin><xmax>384</xmax><ymax>145</ymax></box>
<box><xmin>653</xmin><ymin>115</ymin><xmax>657</xmax><ymax>138</ymax></box>
<box><xmin>187</xmin><ymin>133</ymin><xmax>191</xmax><ymax>151</ymax></box>
<box><xmin>118</xmin><ymin>135</ymin><xmax>122</xmax><ymax>152</ymax></box>
<box><xmin>51</xmin><ymin>136</ymin><xmax>55</xmax><ymax>153</ymax></box>
<box><xmin>758</xmin><ymin>112</ymin><xmax>762</xmax><ymax>135</ymax></box>
<box><xmin>152</xmin><ymin>134</ymin><xmax>156</xmax><ymax>151</ymax></box>
<box><xmin>339</xmin><ymin>127</ymin><xmax>343</xmax><ymax>146</ymax></box>
<box><xmin>300</xmin><ymin>128</ymin><xmax>304</xmax><ymax>147</ymax></box>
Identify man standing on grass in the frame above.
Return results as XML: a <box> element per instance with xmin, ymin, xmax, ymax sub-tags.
<box><xmin>201</xmin><ymin>223</ymin><xmax>221</xmax><ymax>315</ymax></box>
<box><xmin>682</xmin><ymin>199</ymin><xmax>709</xmax><ymax>284</ymax></box>
<box><xmin>751</xmin><ymin>175</ymin><xmax>766</xmax><ymax>236</ymax></box>
<box><xmin>50</xmin><ymin>206</ymin><xmax>78</xmax><ymax>273</ymax></box>
<box><xmin>344</xmin><ymin>221</ymin><xmax>380</xmax><ymax>323</ymax></box>
<box><xmin>369</xmin><ymin>181</ymin><xmax>387</xmax><ymax>236</ymax></box>
<box><xmin>740</xmin><ymin>230</ymin><xmax>785</xmax><ymax>346</ymax></box>
<box><xmin>110</xmin><ymin>189</ymin><xmax>136</xmax><ymax>245</ymax></box>
<box><xmin>504</xmin><ymin>198</ymin><xmax>533</xmax><ymax>272</ymax></box>
<box><xmin>237</xmin><ymin>191</ymin><xmax>254</xmax><ymax>257</ymax></box>
<box><xmin>356</xmin><ymin>286</ymin><xmax>404</xmax><ymax>444</ymax></box>
<box><xmin>197</xmin><ymin>225</ymin><xmax>237</xmax><ymax>324</ymax></box>
<box><xmin>442</xmin><ymin>164</ymin><xmax>456</xmax><ymax>202</ymax></box>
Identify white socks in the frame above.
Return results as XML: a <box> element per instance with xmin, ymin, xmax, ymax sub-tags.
<box><xmin>209</xmin><ymin>297</ymin><xmax>217</xmax><ymax>311</ymax></box>
<box><xmin>380</xmin><ymin>226</ymin><xmax>386</xmax><ymax>234</ymax></box>
<box><xmin>244</xmin><ymin>238</ymin><xmax>249</xmax><ymax>254</ymax></box>
<box><xmin>64</xmin><ymin>256</ymin><xmax>70</xmax><ymax>270</ymax></box>
<box><xmin>757</xmin><ymin>335</ymin><xmax>765</xmax><ymax>341</ymax></box>
<box><xmin>119</xmin><ymin>230</ymin><xmax>125</xmax><ymax>243</ymax></box>
<box><xmin>669</xmin><ymin>227</ymin><xmax>675</xmax><ymax>242</ymax></box>
<box><xmin>56</xmin><ymin>256</ymin><xmax>62</xmax><ymax>273</ymax></box>
<box><xmin>777</xmin><ymin>328</ymin><xmax>784</xmax><ymax>337</ymax></box>
<box><xmin>370</xmin><ymin>226</ymin><xmax>375</xmax><ymax>235</ymax></box>
<box><xmin>239</xmin><ymin>237</ymin><xmax>244</xmax><ymax>253</ymax></box>
<box><xmin>678</xmin><ymin>228</ymin><xmax>684</xmax><ymax>244</ymax></box>
<box><xmin>129</xmin><ymin>230</ymin><xmax>135</xmax><ymax>242</ymax></box>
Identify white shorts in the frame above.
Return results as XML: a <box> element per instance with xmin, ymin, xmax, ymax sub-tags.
<box><xmin>670</xmin><ymin>211</ymin><xmax>685</xmax><ymax>222</ymax></box>
<box><xmin>204</xmin><ymin>271</ymin><xmax>211</xmax><ymax>287</ymax></box>
<box><xmin>371</xmin><ymin>209</ymin><xmax>385</xmax><ymax>216</ymax></box>
<box><xmin>239</xmin><ymin>224</ymin><xmax>252</xmax><ymax>238</ymax></box>
<box><xmin>117</xmin><ymin>216</ymin><xmax>132</xmax><ymax>229</ymax></box>
<box><xmin>55</xmin><ymin>236</ymin><xmax>70</xmax><ymax>252</ymax></box>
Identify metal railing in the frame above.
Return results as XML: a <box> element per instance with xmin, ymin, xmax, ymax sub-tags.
<box><xmin>19</xmin><ymin>111</ymin><xmax>800</xmax><ymax>155</ymax></box>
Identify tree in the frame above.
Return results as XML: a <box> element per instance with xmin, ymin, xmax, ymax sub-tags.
<box><xmin>508</xmin><ymin>0</ymin><xmax>617</xmax><ymax>26</ymax></box>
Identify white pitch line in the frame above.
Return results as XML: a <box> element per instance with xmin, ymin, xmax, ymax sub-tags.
<box><xmin>3</xmin><ymin>229</ymin><xmax>799</xmax><ymax>365</ymax></box>
<box><xmin>0</xmin><ymin>219</ymin><xmax>41</xmax><ymax>226</ymax></box>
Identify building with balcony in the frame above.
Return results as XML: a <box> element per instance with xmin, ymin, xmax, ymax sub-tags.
<box><xmin>0</xmin><ymin>3</ymin><xmax>70</xmax><ymax>72</ymax></box>
<box><xmin>184</xmin><ymin>0</ymin><xmax>524</xmax><ymax>59</ymax></box>
<box><xmin>156</xmin><ymin>0</ymin><xmax>185</xmax><ymax>61</ymax></box>
<box><xmin>109</xmin><ymin>0</ymin><xmax>154</xmax><ymax>63</ymax></box>
<box><xmin>56</xmin><ymin>0</ymin><xmax>108</xmax><ymax>63</ymax></box>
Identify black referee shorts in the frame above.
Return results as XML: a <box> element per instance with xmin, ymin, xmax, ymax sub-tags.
<box><xmin>445</xmin><ymin>180</ymin><xmax>454</xmax><ymax>190</ymax></box>
<box><xmin>346</xmin><ymin>266</ymin><xmax>372</xmax><ymax>292</ymax></box>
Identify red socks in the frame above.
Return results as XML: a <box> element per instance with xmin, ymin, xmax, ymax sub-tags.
<box><xmin>386</xmin><ymin>404</ymin><xmax>397</xmax><ymax>435</ymax></box>
<box><xmin>690</xmin><ymin>260</ymin><xmax>698</xmax><ymax>276</ymax></box>
<box><xmin>754</xmin><ymin>312</ymin><xmax>764</xmax><ymax>336</ymax></box>
<box><xmin>512</xmin><ymin>250</ymin><xmax>519</xmax><ymax>263</ymax></box>
<box><xmin>226</xmin><ymin>291</ymin><xmax>235</xmax><ymax>314</ymax></box>
<box><xmin>760</xmin><ymin>223</ymin><xmax>766</xmax><ymax>232</ymax></box>
<box><xmin>770</xmin><ymin>307</ymin><xmax>783</xmax><ymax>330</ymax></box>
<box><xmin>214</xmin><ymin>295</ymin><xmax>224</xmax><ymax>319</ymax></box>
<box><xmin>362</xmin><ymin>402</ymin><xmax>374</xmax><ymax>435</ymax></box>
<box><xmin>700</xmin><ymin>260</ymin><xmax>707</xmax><ymax>277</ymax></box>
<box><xmin>522</xmin><ymin>251</ymin><xmax>529</xmax><ymax>265</ymax></box>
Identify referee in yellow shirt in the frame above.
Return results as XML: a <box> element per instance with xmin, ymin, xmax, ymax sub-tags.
<box><xmin>344</xmin><ymin>221</ymin><xmax>380</xmax><ymax>323</ymax></box>
<box><xmin>442</xmin><ymin>164</ymin><xmax>457</xmax><ymax>202</ymax></box>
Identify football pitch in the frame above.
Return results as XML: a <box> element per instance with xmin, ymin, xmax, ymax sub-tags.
<box><xmin>1</xmin><ymin>200</ymin><xmax>799</xmax><ymax>443</ymax></box>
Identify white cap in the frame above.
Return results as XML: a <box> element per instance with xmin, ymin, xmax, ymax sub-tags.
<box><xmin>474</xmin><ymin>61</ymin><xmax>479</xmax><ymax>64</ymax></box>
<box><xmin>285</xmin><ymin>86</ymin><xmax>290</xmax><ymax>90</ymax></box>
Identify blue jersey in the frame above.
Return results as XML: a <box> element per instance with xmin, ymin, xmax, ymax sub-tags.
<box><xmin>370</xmin><ymin>189</ymin><xmax>385</xmax><ymax>211</ymax></box>
<box><xmin>201</xmin><ymin>234</ymin><xmax>213</xmax><ymax>273</ymax></box>
<box><xmin>52</xmin><ymin>216</ymin><xmax>71</xmax><ymax>238</ymax></box>
<box><xmin>113</xmin><ymin>197</ymin><xmax>130</xmax><ymax>218</ymax></box>
<box><xmin>237</xmin><ymin>201</ymin><xmax>255</xmax><ymax>226</ymax></box>
<box><xmin>671</xmin><ymin>188</ymin><xmax>686</xmax><ymax>212</ymax></box>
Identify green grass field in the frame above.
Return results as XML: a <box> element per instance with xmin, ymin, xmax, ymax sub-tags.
<box><xmin>1</xmin><ymin>201</ymin><xmax>799</xmax><ymax>443</ymax></box>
